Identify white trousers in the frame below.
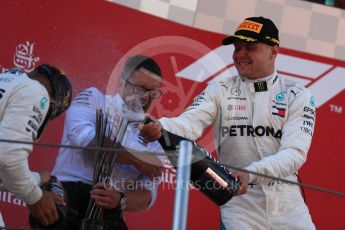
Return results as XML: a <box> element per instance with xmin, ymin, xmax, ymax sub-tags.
<box><xmin>221</xmin><ymin>184</ymin><xmax>315</xmax><ymax>230</ymax></box>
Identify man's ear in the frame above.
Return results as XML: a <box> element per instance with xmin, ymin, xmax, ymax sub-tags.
<box><xmin>118</xmin><ymin>78</ymin><xmax>125</xmax><ymax>88</ymax></box>
<box><xmin>32</xmin><ymin>73</ymin><xmax>53</xmax><ymax>99</ymax></box>
<box><xmin>269</xmin><ymin>45</ymin><xmax>279</xmax><ymax>61</ymax></box>
<box><xmin>272</xmin><ymin>45</ymin><xmax>279</xmax><ymax>58</ymax></box>
<box><xmin>116</xmin><ymin>78</ymin><xmax>127</xmax><ymax>96</ymax></box>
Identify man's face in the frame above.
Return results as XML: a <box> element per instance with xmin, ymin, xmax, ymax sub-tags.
<box><xmin>123</xmin><ymin>68</ymin><xmax>162</xmax><ymax>112</ymax></box>
<box><xmin>232</xmin><ymin>41</ymin><xmax>278</xmax><ymax>80</ymax></box>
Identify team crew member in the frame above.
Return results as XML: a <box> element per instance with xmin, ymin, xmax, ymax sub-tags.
<box><xmin>52</xmin><ymin>55</ymin><xmax>164</xmax><ymax>229</ymax></box>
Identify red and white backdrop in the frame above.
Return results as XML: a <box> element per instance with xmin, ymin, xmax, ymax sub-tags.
<box><xmin>1</xmin><ymin>0</ymin><xmax>345</xmax><ymax>229</ymax></box>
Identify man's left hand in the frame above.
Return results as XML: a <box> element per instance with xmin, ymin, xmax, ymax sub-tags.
<box><xmin>232</xmin><ymin>171</ymin><xmax>249</xmax><ymax>196</ymax></box>
<box><xmin>90</xmin><ymin>182</ymin><xmax>120</xmax><ymax>209</ymax></box>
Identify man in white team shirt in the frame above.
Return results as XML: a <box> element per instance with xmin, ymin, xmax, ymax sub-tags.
<box><xmin>0</xmin><ymin>64</ymin><xmax>72</xmax><ymax>227</ymax></box>
<box><xmin>52</xmin><ymin>55</ymin><xmax>164</xmax><ymax>229</ymax></box>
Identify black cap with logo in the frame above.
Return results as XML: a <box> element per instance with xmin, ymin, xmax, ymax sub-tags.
<box><xmin>222</xmin><ymin>16</ymin><xmax>279</xmax><ymax>46</ymax></box>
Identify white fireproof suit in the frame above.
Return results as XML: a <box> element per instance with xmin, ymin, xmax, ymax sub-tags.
<box><xmin>159</xmin><ymin>72</ymin><xmax>316</xmax><ymax>229</ymax></box>
<box><xmin>0</xmin><ymin>69</ymin><xmax>49</xmax><ymax>226</ymax></box>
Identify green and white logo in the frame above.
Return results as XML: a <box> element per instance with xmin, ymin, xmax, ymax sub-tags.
<box><xmin>40</xmin><ymin>97</ymin><xmax>48</xmax><ymax>110</ymax></box>
<box><xmin>276</xmin><ymin>92</ymin><xmax>285</xmax><ymax>101</ymax></box>
<box><xmin>310</xmin><ymin>96</ymin><xmax>315</xmax><ymax>107</ymax></box>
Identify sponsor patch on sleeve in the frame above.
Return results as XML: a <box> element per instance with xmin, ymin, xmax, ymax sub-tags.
<box><xmin>300</xmin><ymin>106</ymin><xmax>315</xmax><ymax>135</ymax></box>
<box><xmin>74</xmin><ymin>89</ymin><xmax>94</xmax><ymax>106</ymax></box>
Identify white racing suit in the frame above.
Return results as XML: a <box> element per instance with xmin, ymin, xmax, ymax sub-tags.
<box><xmin>159</xmin><ymin>72</ymin><xmax>316</xmax><ymax>229</ymax></box>
<box><xmin>0</xmin><ymin>69</ymin><xmax>49</xmax><ymax>226</ymax></box>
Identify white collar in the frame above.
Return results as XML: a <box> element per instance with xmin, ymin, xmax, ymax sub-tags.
<box><xmin>241</xmin><ymin>71</ymin><xmax>278</xmax><ymax>93</ymax></box>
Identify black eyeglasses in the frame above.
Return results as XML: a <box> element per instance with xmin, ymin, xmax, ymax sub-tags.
<box><xmin>126</xmin><ymin>80</ymin><xmax>162</xmax><ymax>99</ymax></box>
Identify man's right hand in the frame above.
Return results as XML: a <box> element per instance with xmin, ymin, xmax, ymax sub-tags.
<box><xmin>138</xmin><ymin>120</ymin><xmax>162</xmax><ymax>142</ymax></box>
<box><xmin>116</xmin><ymin>141</ymin><xmax>164</xmax><ymax>178</ymax></box>
<box><xmin>131</xmin><ymin>153</ymin><xmax>164</xmax><ymax>178</ymax></box>
<box><xmin>136</xmin><ymin>158</ymin><xmax>164</xmax><ymax>178</ymax></box>
<box><xmin>27</xmin><ymin>191</ymin><xmax>66</xmax><ymax>226</ymax></box>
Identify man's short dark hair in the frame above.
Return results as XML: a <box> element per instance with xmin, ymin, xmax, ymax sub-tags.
<box><xmin>121</xmin><ymin>55</ymin><xmax>162</xmax><ymax>81</ymax></box>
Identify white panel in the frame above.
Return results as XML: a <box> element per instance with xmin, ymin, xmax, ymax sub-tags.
<box><xmin>208</xmin><ymin>66</ymin><xmax>238</xmax><ymax>83</ymax></box>
<box><xmin>171</xmin><ymin>0</ymin><xmax>198</xmax><ymax>11</ymax></box>
<box><xmin>307</xmin><ymin>67</ymin><xmax>345</xmax><ymax>107</ymax></box>
<box><xmin>140</xmin><ymin>0</ymin><xmax>170</xmax><ymax>18</ymax></box>
<box><xmin>276</xmin><ymin>54</ymin><xmax>332</xmax><ymax>79</ymax></box>
<box><xmin>279</xmin><ymin>74</ymin><xmax>311</xmax><ymax>86</ymax></box>
<box><xmin>176</xmin><ymin>45</ymin><xmax>235</xmax><ymax>82</ymax></box>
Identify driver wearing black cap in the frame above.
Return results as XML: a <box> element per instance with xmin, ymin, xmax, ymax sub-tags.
<box><xmin>141</xmin><ymin>16</ymin><xmax>316</xmax><ymax>230</ymax></box>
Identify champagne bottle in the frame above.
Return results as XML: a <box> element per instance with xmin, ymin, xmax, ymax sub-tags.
<box><xmin>156</xmin><ymin>124</ymin><xmax>240</xmax><ymax>206</ymax></box>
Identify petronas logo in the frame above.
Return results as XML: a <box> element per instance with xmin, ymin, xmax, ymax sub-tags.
<box><xmin>276</xmin><ymin>92</ymin><xmax>285</xmax><ymax>101</ymax></box>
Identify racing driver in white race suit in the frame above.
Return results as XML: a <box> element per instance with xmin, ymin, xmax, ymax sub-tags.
<box><xmin>141</xmin><ymin>17</ymin><xmax>316</xmax><ymax>229</ymax></box>
<box><xmin>0</xmin><ymin>65</ymin><xmax>72</xmax><ymax>227</ymax></box>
